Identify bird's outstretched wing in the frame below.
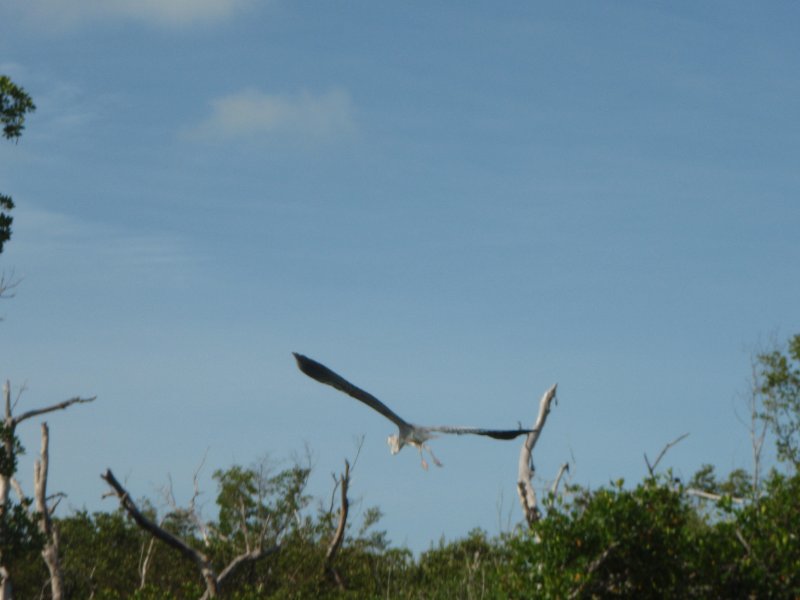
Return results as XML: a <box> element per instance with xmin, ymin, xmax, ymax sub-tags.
<box><xmin>293</xmin><ymin>353</ymin><xmax>411</xmax><ymax>429</ymax></box>
<box><xmin>425</xmin><ymin>426</ymin><xmax>533</xmax><ymax>440</ymax></box>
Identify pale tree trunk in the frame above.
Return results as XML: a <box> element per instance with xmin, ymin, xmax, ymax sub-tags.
<box><xmin>34</xmin><ymin>423</ymin><xmax>64</xmax><ymax>600</ymax></box>
<box><xmin>0</xmin><ymin>567</ymin><xmax>11</xmax><ymax>600</ymax></box>
<box><xmin>324</xmin><ymin>460</ymin><xmax>349</xmax><ymax>590</ymax></box>
<box><xmin>517</xmin><ymin>383</ymin><xmax>558</xmax><ymax>527</ymax></box>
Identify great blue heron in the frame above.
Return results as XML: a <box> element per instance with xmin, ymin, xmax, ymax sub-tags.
<box><xmin>293</xmin><ymin>353</ymin><xmax>533</xmax><ymax>469</ymax></box>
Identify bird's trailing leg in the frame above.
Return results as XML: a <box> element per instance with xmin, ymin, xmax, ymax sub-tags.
<box><xmin>411</xmin><ymin>440</ymin><xmax>443</xmax><ymax>470</ymax></box>
<box><xmin>418</xmin><ymin>447</ymin><xmax>429</xmax><ymax>471</ymax></box>
<box><xmin>423</xmin><ymin>443</ymin><xmax>443</xmax><ymax>468</ymax></box>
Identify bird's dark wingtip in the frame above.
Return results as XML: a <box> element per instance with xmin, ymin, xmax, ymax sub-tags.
<box><xmin>293</xmin><ymin>353</ymin><xmax>331</xmax><ymax>383</ymax></box>
<box><xmin>293</xmin><ymin>352</ymin><xmax>310</xmax><ymax>370</ymax></box>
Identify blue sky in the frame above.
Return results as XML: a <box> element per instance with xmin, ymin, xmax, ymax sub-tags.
<box><xmin>1</xmin><ymin>1</ymin><xmax>799</xmax><ymax>551</ymax></box>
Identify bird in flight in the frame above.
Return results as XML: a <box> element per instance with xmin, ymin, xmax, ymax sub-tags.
<box><xmin>293</xmin><ymin>353</ymin><xmax>533</xmax><ymax>469</ymax></box>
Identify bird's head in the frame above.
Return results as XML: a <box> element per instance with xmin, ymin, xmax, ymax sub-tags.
<box><xmin>387</xmin><ymin>434</ymin><xmax>403</xmax><ymax>454</ymax></box>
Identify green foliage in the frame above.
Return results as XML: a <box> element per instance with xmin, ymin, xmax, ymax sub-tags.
<box><xmin>688</xmin><ymin>464</ymin><xmax>752</xmax><ymax>504</ymax></box>
<box><xmin>0</xmin><ymin>423</ymin><xmax>24</xmax><ymax>477</ymax></box>
<box><xmin>0</xmin><ymin>499</ymin><xmax>45</xmax><ymax>576</ymax></box>
<box><xmin>507</xmin><ymin>477</ymin><xmax>711</xmax><ymax>598</ymax></box>
<box><xmin>56</xmin><ymin>508</ymin><xmax>200</xmax><ymax>598</ymax></box>
<box><xmin>733</xmin><ymin>471</ymin><xmax>800</xmax><ymax>595</ymax></box>
<box><xmin>509</xmin><ymin>474</ymin><xmax>797</xmax><ymax>598</ymax></box>
<box><xmin>213</xmin><ymin>462</ymin><xmax>311</xmax><ymax>546</ymax></box>
<box><xmin>0</xmin><ymin>74</ymin><xmax>35</xmax><ymax>253</ymax></box>
<box><xmin>410</xmin><ymin>529</ymin><xmax>507</xmax><ymax>599</ymax></box>
<box><xmin>757</xmin><ymin>334</ymin><xmax>800</xmax><ymax>467</ymax></box>
<box><xmin>0</xmin><ymin>76</ymin><xmax>36</xmax><ymax>140</ymax></box>
<box><xmin>7</xmin><ymin>464</ymin><xmax>800</xmax><ymax>599</ymax></box>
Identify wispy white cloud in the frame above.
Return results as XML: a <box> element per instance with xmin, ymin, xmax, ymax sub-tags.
<box><xmin>11</xmin><ymin>0</ymin><xmax>255</xmax><ymax>30</ymax></box>
<box><xmin>187</xmin><ymin>88</ymin><xmax>357</xmax><ymax>143</ymax></box>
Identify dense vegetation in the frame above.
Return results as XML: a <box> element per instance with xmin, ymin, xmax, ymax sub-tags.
<box><xmin>2</xmin><ymin>76</ymin><xmax>799</xmax><ymax>598</ymax></box>
<box><xmin>4</xmin><ymin>460</ymin><xmax>800</xmax><ymax>598</ymax></box>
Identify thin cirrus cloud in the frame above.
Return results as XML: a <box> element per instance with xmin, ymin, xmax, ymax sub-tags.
<box><xmin>13</xmin><ymin>0</ymin><xmax>254</xmax><ymax>29</ymax></box>
<box><xmin>9</xmin><ymin>206</ymin><xmax>197</xmax><ymax>286</ymax></box>
<box><xmin>187</xmin><ymin>88</ymin><xmax>357</xmax><ymax>143</ymax></box>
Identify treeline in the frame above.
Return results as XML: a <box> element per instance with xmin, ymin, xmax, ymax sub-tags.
<box><xmin>6</xmin><ymin>462</ymin><xmax>800</xmax><ymax>598</ymax></box>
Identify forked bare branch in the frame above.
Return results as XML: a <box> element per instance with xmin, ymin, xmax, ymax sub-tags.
<box><xmin>550</xmin><ymin>462</ymin><xmax>570</xmax><ymax>498</ymax></box>
<box><xmin>644</xmin><ymin>432</ymin><xmax>689</xmax><ymax>478</ymax></box>
<box><xmin>517</xmin><ymin>383</ymin><xmax>558</xmax><ymax>527</ymax></box>
<box><xmin>324</xmin><ymin>460</ymin><xmax>350</xmax><ymax>590</ymax></box>
<box><xmin>13</xmin><ymin>396</ymin><xmax>96</xmax><ymax>427</ymax></box>
<box><xmin>104</xmin><ymin>467</ymin><xmax>282</xmax><ymax>600</ymax></box>
<box><xmin>101</xmin><ymin>469</ymin><xmax>219</xmax><ymax>598</ymax></box>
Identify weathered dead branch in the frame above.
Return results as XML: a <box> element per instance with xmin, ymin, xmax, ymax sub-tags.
<box><xmin>550</xmin><ymin>462</ymin><xmax>570</xmax><ymax>498</ymax></box>
<box><xmin>324</xmin><ymin>459</ymin><xmax>350</xmax><ymax>589</ymax></box>
<box><xmin>517</xmin><ymin>383</ymin><xmax>558</xmax><ymax>527</ymax></box>
<box><xmin>12</xmin><ymin>396</ymin><xmax>96</xmax><ymax>427</ymax></box>
<box><xmin>103</xmin><ymin>468</ymin><xmax>281</xmax><ymax>600</ymax></box>
<box><xmin>644</xmin><ymin>432</ymin><xmax>689</xmax><ymax>478</ymax></box>
<box><xmin>685</xmin><ymin>488</ymin><xmax>745</xmax><ymax>505</ymax></box>
<box><xmin>102</xmin><ymin>469</ymin><xmax>220</xmax><ymax>597</ymax></box>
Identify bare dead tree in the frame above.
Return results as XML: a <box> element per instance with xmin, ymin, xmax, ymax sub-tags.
<box><xmin>746</xmin><ymin>359</ymin><xmax>768</xmax><ymax>496</ymax></box>
<box><xmin>0</xmin><ymin>381</ymin><xmax>94</xmax><ymax>600</ymax></box>
<box><xmin>1</xmin><ymin>381</ymin><xmax>95</xmax><ymax>516</ymax></box>
<box><xmin>684</xmin><ymin>487</ymin><xmax>745</xmax><ymax>504</ymax></box>
<box><xmin>102</xmin><ymin>468</ymin><xmax>282</xmax><ymax>600</ymax></box>
<box><xmin>161</xmin><ymin>453</ymin><xmax>213</xmax><ymax>548</ymax></box>
<box><xmin>549</xmin><ymin>462</ymin><xmax>570</xmax><ymax>499</ymax></box>
<box><xmin>33</xmin><ymin>423</ymin><xmax>63</xmax><ymax>600</ymax></box>
<box><xmin>324</xmin><ymin>459</ymin><xmax>350</xmax><ymax>590</ymax></box>
<box><xmin>102</xmin><ymin>469</ymin><xmax>220</xmax><ymax>597</ymax></box>
<box><xmin>143</xmin><ymin>454</ymin><xmax>212</xmax><ymax>589</ymax></box>
<box><xmin>644</xmin><ymin>432</ymin><xmax>689</xmax><ymax>479</ymax></box>
<box><xmin>8</xmin><ymin>424</ymin><xmax>64</xmax><ymax>599</ymax></box>
<box><xmin>517</xmin><ymin>383</ymin><xmax>558</xmax><ymax>527</ymax></box>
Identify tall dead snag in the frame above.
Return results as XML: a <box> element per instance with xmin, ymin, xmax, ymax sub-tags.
<box><xmin>25</xmin><ymin>424</ymin><xmax>64</xmax><ymax>600</ymax></box>
<box><xmin>324</xmin><ymin>460</ymin><xmax>350</xmax><ymax>590</ymax></box>
<box><xmin>102</xmin><ymin>468</ymin><xmax>281</xmax><ymax>600</ymax></box>
<box><xmin>517</xmin><ymin>383</ymin><xmax>558</xmax><ymax>527</ymax></box>
<box><xmin>0</xmin><ymin>381</ymin><xmax>94</xmax><ymax>600</ymax></box>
